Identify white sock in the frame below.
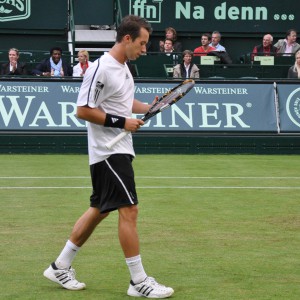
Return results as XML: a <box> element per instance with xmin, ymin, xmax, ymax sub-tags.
<box><xmin>126</xmin><ymin>255</ymin><xmax>147</xmax><ymax>284</ymax></box>
<box><xmin>55</xmin><ymin>240</ymin><xmax>80</xmax><ymax>269</ymax></box>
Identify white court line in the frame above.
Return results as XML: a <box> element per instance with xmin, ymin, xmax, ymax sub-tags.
<box><xmin>0</xmin><ymin>176</ymin><xmax>89</xmax><ymax>179</ymax></box>
<box><xmin>0</xmin><ymin>176</ymin><xmax>300</xmax><ymax>179</ymax></box>
<box><xmin>0</xmin><ymin>186</ymin><xmax>300</xmax><ymax>189</ymax></box>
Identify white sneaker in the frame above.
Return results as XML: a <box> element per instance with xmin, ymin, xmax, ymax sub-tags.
<box><xmin>43</xmin><ymin>263</ymin><xmax>86</xmax><ymax>290</ymax></box>
<box><xmin>127</xmin><ymin>277</ymin><xmax>174</xmax><ymax>298</ymax></box>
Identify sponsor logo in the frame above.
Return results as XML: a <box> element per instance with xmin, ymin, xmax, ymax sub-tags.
<box><xmin>94</xmin><ymin>81</ymin><xmax>104</xmax><ymax>103</ymax></box>
<box><xmin>0</xmin><ymin>0</ymin><xmax>31</xmax><ymax>22</ymax></box>
<box><xmin>286</xmin><ymin>88</ymin><xmax>300</xmax><ymax>128</ymax></box>
<box><xmin>129</xmin><ymin>0</ymin><xmax>163</xmax><ymax>23</ymax></box>
<box><xmin>111</xmin><ymin>117</ymin><xmax>119</xmax><ymax>124</ymax></box>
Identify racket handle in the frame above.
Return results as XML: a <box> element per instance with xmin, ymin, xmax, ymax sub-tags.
<box><xmin>105</xmin><ymin>130</ymin><xmax>129</xmax><ymax>149</ymax></box>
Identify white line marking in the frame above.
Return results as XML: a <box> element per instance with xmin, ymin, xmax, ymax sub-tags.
<box><xmin>0</xmin><ymin>176</ymin><xmax>89</xmax><ymax>179</ymax></box>
<box><xmin>0</xmin><ymin>176</ymin><xmax>300</xmax><ymax>179</ymax></box>
<box><xmin>0</xmin><ymin>186</ymin><xmax>299</xmax><ymax>189</ymax></box>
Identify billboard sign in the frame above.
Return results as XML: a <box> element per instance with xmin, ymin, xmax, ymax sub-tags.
<box><xmin>122</xmin><ymin>0</ymin><xmax>298</xmax><ymax>33</ymax></box>
<box><xmin>0</xmin><ymin>80</ymin><xmax>278</xmax><ymax>132</ymax></box>
<box><xmin>0</xmin><ymin>0</ymin><xmax>31</xmax><ymax>22</ymax></box>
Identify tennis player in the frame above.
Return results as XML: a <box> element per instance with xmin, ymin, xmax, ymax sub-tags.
<box><xmin>43</xmin><ymin>15</ymin><xmax>174</xmax><ymax>298</ymax></box>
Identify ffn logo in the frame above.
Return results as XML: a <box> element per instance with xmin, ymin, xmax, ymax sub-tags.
<box><xmin>0</xmin><ymin>0</ymin><xmax>31</xmax><ymax>22</ymax></box>
<box><xmin>129</xmin><ymin>0</ymin><xmax>163</xmax><ymax>23</ymax></box>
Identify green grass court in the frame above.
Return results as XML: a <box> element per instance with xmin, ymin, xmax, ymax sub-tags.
<box><xmin>0</xmin><ymin>154</ymin><xmax>299</xmax><ymax>300</ymax></box>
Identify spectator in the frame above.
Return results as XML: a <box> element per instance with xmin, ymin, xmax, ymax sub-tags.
<box><xmin>251</xmin><ymin>34</ymin><xmax>277</xmax><ymax>60</ymax></box>
<box><xmin>210</xmin><ymin>31</ymin><xmax>226</xmax><ymax>52</ymax></box>
<box><xmin>163</xmin><ymin>38</ymin><xmax>179</xmax><ymax>64</ymax></box>
<box><xmin>274</xmin><ymin>29</ymin><xmax>300</xmax><ymax>55</ymax></box>
<box><xmin>194</xmin><ymin>33</ymin><xmax>216</xmax><ymax>56</ymax></box>
<box><xmin>0</xmin><ymin>48</ymin><xmax>28</xmax><ymax>76</ymax></box>
<box><xmin>73</xmin><ymin>50</ymin><xmax>92</xmax><ymax>77</ymax></box>
<box><xmin>32</xmin><ymin>47</ymin><xmax>72</xmax><ymax>77</ymax></box>
<box><xmin>287</xmin><ymin>50</ymin><xmax>300</xmax><ymax>78</ymax></box>
<box><xmin>159</xmin><ymin>27</ymin><xmax>182</xmax><ymax>53</ymax></box>
<box><xmin>163</xmin><ymin>38</ymin><xmax>174</xmax><ymax>54</ymax></box>
<box><xmin>173</xmin><ymin>50</ymin><xmax>199</xmax><ymax>79</ymax></box>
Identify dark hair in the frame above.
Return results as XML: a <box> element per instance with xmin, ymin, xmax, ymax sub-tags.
<box><xmin>164</xmin><ymin>38</ymin><xmax>174</xmax><ymax>45</ymax></box>
<box><xmin>116</xmin><ymin>15</ymin><xmax>152</xmax><ymax>43</ymax></box>
<box><xmin>202</xmin><ymin>33</ymin><xmax>212</xmax><ymax>41</ymax></box>
<box><xmin>50</xmin><ymin>47</ymin><xmax>62</xmax><ymax>55</ymax></box>
<box><xmin>286</xmin><ymin>29</ymin><xmax>297</xmax><ymax>38</ymax></box>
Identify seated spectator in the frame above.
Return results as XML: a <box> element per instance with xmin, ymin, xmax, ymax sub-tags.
<box><xmin>251</xmin><ymin>34</ymin><xmax>277</xmax><ymax>60</ymax></box>
<box><xmin>287</xmin><ymin>50</ymin><xmax>300</xmax><ymax>78</ymax></box>
<box><xmin>72</xmin><ymin>50</ymin><xmax>92</xmax><ymax>77</ymax></box>
<box><xmin>274</xmin><ymin>29</ymin><xmax>300</xmax><ymax>56</ymax></box>
<box><xmin>173</xmin><ymin>50</ymin><xmax>199</xmax><ymax>79</ymax></box>
<box><xmin>163</xmin><ymin>38</ymin><xmax>174</xmax><ymax>54</ymax></box>
<box><xmin>163</xmin><ymin>38</ymin><xmax>179</xmax><ymax>64</ymax></box>
<box><xmin>159</xmin><ymin>27</ymin><xmax>182</xmax><ymax>53</ymax></box>
<box><xmin>210</xmin><ymin>31</ymin><xmax>226</xmax><ymax>52</ymax></box>
<box><xmin>194</xmin><ymin>33</ymin><xmax>216</xmax><ymax>56</ymax></box>
<box><xmin>0</xmin><ymin>48</ymin><xmax>28</xmax><ymax>76</ymax></box>
<box><xmin>32</xmin><ymin>47</ymin><xmax>72</xmax><ymax>77</ymax></box>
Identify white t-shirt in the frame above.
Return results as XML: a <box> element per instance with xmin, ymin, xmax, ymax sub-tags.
<box><xmin>77</xmin><ymin>53</ymin><xmax>135</xmax><ymax>165</ymax></box>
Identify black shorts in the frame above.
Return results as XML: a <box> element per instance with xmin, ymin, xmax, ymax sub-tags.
<box><xmin>89</xmin><ymin>154</ymin><xmax>138</xmax><ymax>213</ymax></box>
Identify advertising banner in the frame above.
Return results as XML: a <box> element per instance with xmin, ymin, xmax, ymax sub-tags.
<box><xmin>0</xmin><ymin>80</ymin><xmax>278</xmax><ymax>132</ymax></box>
<box><xmin>121</xmin><ymin>0</ymin><xmax>298</xmax><ymax>33</ymax></box>
<box><xmin>277</xmin><ymin>84</ymin><xmax>300</xmax><ymax>132</ymax></box>
<box><xmin>0</xmin><ymin>0</ymin><xmax>67</xmax><ymax>29</ymax></box>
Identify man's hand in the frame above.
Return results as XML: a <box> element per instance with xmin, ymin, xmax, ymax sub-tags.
<box><xmin>124</xmin><ymin>118</ymin><xmax>144</xmax><ymax>132</ymax></box>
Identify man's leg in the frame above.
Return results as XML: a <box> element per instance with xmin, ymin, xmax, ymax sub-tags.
<box><xmin>44</xmin><ymin>207</ymin><xmax>109</xmax><ymax>290</ymax></box>
<box><xmin>118</xmin><ymin>205</ymin><xmax>140</xmax><ymax>257</ymax></box>
<box><xmin>119</xmin><ymin>205</ymin><xmax>174</xmax><ymax>298</ymax></box>
<box><xmin>69</xmin><ymin>207</ymin><xmax>109</xmax><ymax>247</ymax></box>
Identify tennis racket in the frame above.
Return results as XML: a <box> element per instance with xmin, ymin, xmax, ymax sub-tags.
<box><xmin>105</xmin><ymin>79</ymin><xmax>195</xmax><ymax>149</ymax></box>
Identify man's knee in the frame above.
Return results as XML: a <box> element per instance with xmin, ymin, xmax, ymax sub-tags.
<box><xmin>119</xmin><ymin>205</ymin><xmax>138</xmax><ymax>222</ymax></box>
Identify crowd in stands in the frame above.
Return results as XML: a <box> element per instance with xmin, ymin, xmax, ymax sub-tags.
<box><xmin>1</xmin><ymin>28</ymin><xmax>300</xmax><ymax>79</ymax></box>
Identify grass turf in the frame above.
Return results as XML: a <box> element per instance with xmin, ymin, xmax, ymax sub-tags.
<box><xmin>0</xmin><ymin>154</ymin><xmax>299</xmax><ymax>300</ymax></box>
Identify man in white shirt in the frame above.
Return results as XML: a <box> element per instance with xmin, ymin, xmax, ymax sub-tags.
<box><xmin>43</xmin><ymin>15</ymin><xmax>174</xmax><ymax>299</ymax></box>
<box><xmin>209</xmin><ymin>31</ymin><xmax>226</xmax><ymax>52</ymax></box>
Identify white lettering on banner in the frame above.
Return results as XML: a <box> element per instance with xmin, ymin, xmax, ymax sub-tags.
<box><xmin>175</xmin><ymin>1</ymin><xmax>267</xmax><ymax>21</ymax></box>
<box><xmin>0</xmin><ymin>96</ymin><xmax>85</xmax><ymax>128</ymax></box>
<box><xmin>169</xmin><ymin>103</ymin><xmax>195</xmax><ymax>127</ymax></box>
<box><xmin>130</xmin><ymin>0</ymin><xmax>163</xmax><ymax>23</ymax></box>
<box><xmin>133</xmin><ymin>102</ymin><xmax>250</xmax><ymax>129</ymax></box>
<box><xmin>129</xmin><ymin>1</ymin><xmax>296</xmax><ymax>27</ymax></box>
<box><xmin>29</xmin><ymin>102</ymin><xmax>56</xmax><ymax>127</ymax></box>
<box><xmin>58</xmin><ymin>102</ymin><xmax>84</xmax><ymax>127</ymax></box>
<box><xmin>0</xmin><ymin>0</ymin><xmax>25</xmax><ymax>11</ymax></box>
<box><xmin>286</xmin><ymin>88</ymin><xmax>300</xmax><ymax>128</ymax></box>
<box><xmin>175</xmin><ymin>2</ymin><xmax>204</xmax><ymax>19</ymax></box>
<box><xmin>134</xmin><ymin>86</ymin><xmax>171</xmax><ymax>94</ymax></box>
<box><xmin>0</xmin><ymin>95</ymin><xmax>34</xmax><ymax>126</ymax></box>
<box><xmin>194</xmin><ymin>86</ymin><xmax>248</xmax><ymax>95</ymax></box>
<box><xmin>61</xmin><ymin>85</ymin><xmax>80</xmax><ymax>93</ymax></box>
<box><xmin>0</xmin><ymin>0</ymin><xmax>30</xmax><ymax>22</ymax></box>
<box><xmin>198</xmin><ymin>103</ymin><xmax>250</xmax><ymax>128</ymax></box>
<box><xmin>214</xmin><ymin>2</ymin><xmax>267</xmax><ymax>21</ymax></box>
<box><xmin>0</xmin><ymin>84</ymin><xmax>49</xmax><ymax>93</ymax></box>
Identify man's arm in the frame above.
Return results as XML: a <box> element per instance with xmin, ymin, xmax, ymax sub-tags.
<box><xmin>132</xmin><ymin>99</ymin><xmax>151</xmax><ymax>114</ymax></box>
<box><xmin>77</xmin><ymin>105</ymin><xmax>144</xmax><ymax>132</ymax></box>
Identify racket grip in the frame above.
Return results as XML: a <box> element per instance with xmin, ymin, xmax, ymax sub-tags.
<box><xmin>105</xmin><ymin>130</ymin><xmax>129</xmax><ymax>149</ymax></box>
